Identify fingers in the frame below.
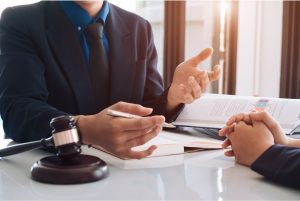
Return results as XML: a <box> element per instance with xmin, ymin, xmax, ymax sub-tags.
<box><xmin>221</xmin><ymin>134</ymin><xmax>235</xmax><ymax>158</ymax></box>
<box><xmin>222</xmin><ymin>138</ymin><xmax>231</xmax><ymax>148</ymax></box>
<box><xmin>188</xmin><ymin>76</ymin><xmax>202</xmax><ymax>99</ymax></box>
<box><xmin>183</xmin><ymin>94</ymin><xmax>194</xmax><ymax>104</ymax></box>
<box><xmin>231</xmin><ymin>121</ymin><xmax>251</xmax><ymax>138</ymax></box>
<box><xmin>124</xmin><ymin>125</ymin><xmax>161</xmax><ymax>149</ymax></box>
<box><xmin>251</xmin><ymin>120</ymin><xmax>267</xmax><ymax>130</ymax></box>
<box><xmin>194</xmin><ymin>69</ymin><xmax>217</xmax><ymax>92</ymax></box>
<box><xmin>224</xmin><ymin>150</ymin><xmax>235</xmax><ymax>157</ymax></box>
<box><xmin>123</xmin><ymin>145</ymin><xmax>157</xmax><ymax>159</ymax></box>
<box><xmin>226</xmin><ymin>113</ymin><xmax>252</xmax><ymax>126</ymax></box>
<box><xmin>121</xmin><ymin>125</ymin><xmax>161</xmax><ymax>141</ymax></box>
<box><xmin>199</xmin><ymin>72</ymin><xmax>209</xmax><ymax>92</ymax></box>
<box><xmin>113</xmin><ymin>115</ymin><xmax>165</xmax><ymax>131</ymax></box>
<box><xmin>208</xmin><ymin>65</ymin><xmax>221</xmax><ymax>81</ymax></box>
<box><xmin>111</xmin><ymin>125</ymin><xmax>161</xmax><ymax>159</ymax></box>
<box><xmin>228</xmin><ymin>121</ymin><xmax>249</xmax><ymax>139</ymax></box>
<box><xmin>170</xmin><ymin>77</ymin><xmax>203</xmax><ymax>104</ymax></box>
<box><xmin>111</xmin><ymin>102</ymin><xmax>153</xmax><ymax>116</ymax></box>
<box><xmin>249</xmin><ymin>111</ymin><xmax>281</xmax><ymax>132</ymax></box>
<box><xmin>234</xmin><ymin>121</ymin><xmax>248</xmax><ymax>128</ymax></box>
<box><xmin>220</xmin><ymin>113</ymin><xmax>253</xmax><ymax>138</ymax></box>
<box><xmin>188</xmin><ymin>47</ymin><xmax>213</xmax><ymax>66</ymax></box>
<box><xmin>179</xmin><ymin>84</ymin><xmax>194</xmax><ymax>104</ymax></box>
<box><xmin>219</xmin><ymin>124</ymin><xmax>235</xmax><ymax>136</ymax></box>
<box><xmin>117</xmin><ymin>126</ymin><xmax>161</xmax><ymax>159</ymax></box>
<box><xmin>249</xmin><ymin>111</ymin><xmax>284</xmax><ymax>142</ymax></box>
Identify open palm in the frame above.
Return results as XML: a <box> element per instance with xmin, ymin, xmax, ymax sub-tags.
<box><xmin>167</xmin><ymin>48</ymin><xmax>220</xmax><ymax>109</ymax></box>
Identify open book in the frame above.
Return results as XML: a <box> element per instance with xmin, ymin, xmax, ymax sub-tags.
<box><xmin>93</xmin><ymin>130</ymin><xmax>223</xmax><ymax>160</ymax></box>
<box><xmin>173</xmin><ymin>94</ymin><xmax>300</xmax><ymax>134</ymax></box>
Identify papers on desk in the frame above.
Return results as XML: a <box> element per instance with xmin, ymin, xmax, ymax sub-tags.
<box><xmin>173</xmin><ymin>93</ymin><xmax>300</xmax><ymax>134</ymax></box>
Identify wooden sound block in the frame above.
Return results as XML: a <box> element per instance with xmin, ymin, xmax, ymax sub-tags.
<box><xmin>31</xmin><ymin>154</ymin><xmax>108</xmax><ymax>184</ymax></box>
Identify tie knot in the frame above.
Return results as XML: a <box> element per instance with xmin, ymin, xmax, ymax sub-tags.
<box><xmin>85</xmin><ymin>22</ymin><xmax>104</xmax><ymax>40</ymax></box>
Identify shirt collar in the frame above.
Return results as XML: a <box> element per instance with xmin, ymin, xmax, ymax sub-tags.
<box><xmin>59</xmin><ymin>1</ymin><xmax>110</xmax><ymax>34</ymax></box>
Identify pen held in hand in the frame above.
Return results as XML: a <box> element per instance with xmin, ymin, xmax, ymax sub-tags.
<box><xmin>106</xmin><ymin>109</ymin><xmax>176</xmax><ymax>128</ymax></box>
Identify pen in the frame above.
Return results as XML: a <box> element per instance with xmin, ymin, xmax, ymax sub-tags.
<box><xmin>106</xmin><ymin>109</ymin><xmax>176</xmax><ymax>128</ymax></box>
<box><xmin>289</xmin><ymin>123</ymin><xmax>300</xmax><ymax>135</ymax></box>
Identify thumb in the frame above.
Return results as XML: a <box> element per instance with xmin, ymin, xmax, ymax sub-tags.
<box><xmin>252</xmin><ymin>119</ymin><xmax>263</xmax><ymax>128</ymax></box>
<box><xmin>189</xmin><ymin>47</ymin><xmax>213</xmax><ymax>66</ymax></box>
<box><xmin>250</xmin><ymin>111</ymin><xmax>284</xmax><ymax>138</ymax></box>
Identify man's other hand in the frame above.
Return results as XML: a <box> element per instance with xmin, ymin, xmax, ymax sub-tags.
<box><xmin>77</xmin><ymin>102</ymin><xmax>165</xmax><ymax>159</ymax></box>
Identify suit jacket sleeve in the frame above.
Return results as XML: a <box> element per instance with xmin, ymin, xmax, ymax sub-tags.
<box><xmin>141</xmin><ymin>20</ymin><xmax>184</xmax><ymax>122</ymax></box>
<box><xmin>0</xmin><ymin>8</ymin><xmax>68</xmax><ymax>142</ymax></box>
<box><xmin>251</xmin><ymin>144</ymin><xmax>300</xmax><ymax>189</ymax></box>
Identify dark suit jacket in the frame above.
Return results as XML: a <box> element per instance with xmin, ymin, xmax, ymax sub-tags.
<box><xmin>0</xmin><ymin>2</ymin><xmax>179</xmax><ymax>142</ymax></box>
<box><xmin>251</xmin><ymin>144</ymin><xmax>300</xmax><ymax>189</ymax></box>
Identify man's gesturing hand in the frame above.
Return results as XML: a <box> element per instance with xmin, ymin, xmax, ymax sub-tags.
<box><xmin>167</xmin><ymin>47</ymin><xmax>220</xmax><ymax>111</ymax></box>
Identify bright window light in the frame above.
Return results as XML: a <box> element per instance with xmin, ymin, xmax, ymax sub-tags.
<box><xmin>109</xmin><ymin>0</ymin><xmax>137</xmax><ymax>12</ymax></box>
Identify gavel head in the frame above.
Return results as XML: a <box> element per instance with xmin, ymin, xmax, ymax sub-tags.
<box><xmin>50</xmin><ymin>116</ymin><xmax>81</xmax><ymax>160</ymax></box>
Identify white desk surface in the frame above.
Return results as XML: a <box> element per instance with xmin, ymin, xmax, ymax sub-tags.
<box><xmin>1</xmin><ymin>130</ymin><xmax>300</xmax><ymax>200</ymax></box>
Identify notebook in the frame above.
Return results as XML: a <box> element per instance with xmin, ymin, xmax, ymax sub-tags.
<box><xmin>93</xmin><ymin>130</ymin><xmax>223</xmax><ymax>159</ymax></box>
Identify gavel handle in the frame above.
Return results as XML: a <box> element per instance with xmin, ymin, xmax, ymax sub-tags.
<box><xmin>0</xmin><ymin>137</ymin><xmax>54</xmax><ymax>157</ymax></box>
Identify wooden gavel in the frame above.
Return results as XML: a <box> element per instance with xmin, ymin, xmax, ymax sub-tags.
<box><xmin>0</xmin><ymin>116</ymin><xmax>108</xmax><ymax>184</ymax></box>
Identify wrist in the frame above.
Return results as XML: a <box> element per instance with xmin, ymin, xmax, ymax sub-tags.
<box><xmin>167</xmin><ymin>86</ymin><xmax>181</xmax><ymax>112</ymax></box>
<box><xmin>76</xmin><ymin>115</ymin><xmax>93</xmax><ymax>145</ymax></box>
<box><xmin>286</xmin><ymin>138</ymin><xmax>299</xmax><ymax>147</ymax></box>
<box><xmin>72</xmin><ymin>115</ymin><xmax>83</xmax><ymax>142</ymax></box>
<box><xmin>250</xmin><ymin>143</ymin><xmax>273</xmax><ymax>165</ymax></box>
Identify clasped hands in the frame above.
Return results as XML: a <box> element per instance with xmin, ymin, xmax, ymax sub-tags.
<box><xmin>78</xmin><ymin>47</ymin><xmax>220</xmax><ymax>159</ymax></box>
<box><xmin>219</xmin><ymin>111</ymin><xmax>291</xmax><ymax>166</ymax></box>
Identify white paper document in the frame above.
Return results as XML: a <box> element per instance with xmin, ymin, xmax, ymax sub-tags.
<box><xmin>173</xmin><ymin>94</ymin><xmax>300</xmax><ymax>134</ymax></box>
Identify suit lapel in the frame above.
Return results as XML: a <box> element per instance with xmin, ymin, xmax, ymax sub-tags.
<box><xmin>107</xmin><ymin>4</ymin><xmax>136</xmax><ymax>104</ymax></box>
<box><xmin>45</xmin><ymin>2</ymin><xmax>96</xmax><ymax>114</ymax></box>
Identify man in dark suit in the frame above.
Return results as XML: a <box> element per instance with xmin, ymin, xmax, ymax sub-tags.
<box><xmin>219</xmin><ymin>112</ymin><xmax>300</xmax><ymax>189</ymax></box>
<box><xmin>0</xmin><ymin>1</ymin><xmax>220</xmax><ymax>159</ymax></box>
